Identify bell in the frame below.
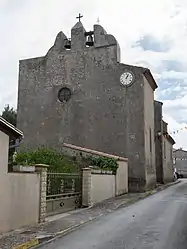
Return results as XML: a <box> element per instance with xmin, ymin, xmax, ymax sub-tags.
<box><xmin>86</xmin><ymin>35</ymin><xmax>94</xmax><ymax>47</ymax></box>
<box><xmin>64</xmin><ymin>39</ymin><xmax>71</xmax><ymax>49</ymax></box>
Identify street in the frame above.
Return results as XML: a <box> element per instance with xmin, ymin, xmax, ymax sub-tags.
<box><xmin>41</xmin><ymin>180</ymin><xmax>187</xmax><ymax>249</ymax></box>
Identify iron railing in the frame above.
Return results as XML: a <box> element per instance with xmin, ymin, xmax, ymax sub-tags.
<box><xmin>47</xmin><ymin>172</ymin><xmax>81</xmax><ymax>199</ymax></box>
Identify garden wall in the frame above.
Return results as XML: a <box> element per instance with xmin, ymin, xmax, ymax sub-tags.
<box><xmin>91</xmin><ymin>170</ymin><xmax>115</xmax><ymax>204</ymax></box>
<box><xmin>62</xmin><ymin>143</ymin><xmax>128</xmax><ymax>206</ymax></box>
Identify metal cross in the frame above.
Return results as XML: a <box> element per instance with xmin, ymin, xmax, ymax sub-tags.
<box><xmin>76</xmin><ymin>13</ymin><xmax>83</xmax><ymax>22</ymax></box>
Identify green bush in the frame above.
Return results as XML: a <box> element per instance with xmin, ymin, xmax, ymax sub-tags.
<box><xmin>85</xmin><ymin>156</ymin><xmax>118</xmax><ymax>174</ymax></box>
<box><xmin>14</xmin><ymin>147</ymin><xmax>79</xmax><ymax>173</ymax></box>
<box><xmin>14</xmin><ymin>147</ymin><xmax>118</xmax><ymax>174</ymax></box>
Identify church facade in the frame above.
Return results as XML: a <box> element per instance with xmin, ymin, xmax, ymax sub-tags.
<box><xmin>17</xmin><ymin>20</ymin><xmax>172</xmax><ymax>191</ymax></box>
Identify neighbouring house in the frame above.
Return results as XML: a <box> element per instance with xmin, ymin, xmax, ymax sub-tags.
<box><xmin>173</xmin><ymin>148</ymin><xmax>187</xmax><ymax>178</ymax></box>
<box><xmin>162</xmin><ymin>121</ymin><xmax>175</xmax><ymax>182</ymax></box>
<box><xmin>17</xmin><ymin>20</ymin><xmax>158</xmax><ymax>192</ymax></box>
<box><xmin>0</xmin><ymin>116</ymin><xmax>24</xmax><ymax>171</ymax></box>
<box><xmin>0</xmin><ymin>117</ymin><xmax>40</xmax><ymax>233</ymax></box>
<box><xmin>154</xmin><ymin>101</ymin><xmax>175</xmax><ymax>183</ymax></box>
<box><xmin>0</xmin><ymin>116</ymin><xmax>23</xmax><ymax>148</ymax></box>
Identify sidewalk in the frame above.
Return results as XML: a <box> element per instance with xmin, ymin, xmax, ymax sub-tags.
<box><xmin>0</xmin><ymin>180</ymin><xmax>180</xmax><ymax>249</ymax></box>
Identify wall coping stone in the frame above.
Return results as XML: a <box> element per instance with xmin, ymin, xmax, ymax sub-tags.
<box><xmin>82</xmin><ymin>167</ymin><xmax>92</xmax><ymax>171</ymax></box>
<box><xmin>91</xmin><ymin>169</ymin><xmax>114</xmax><ymax>175</ymax></box>
<box><xmin>35</xmin><ymin>164</ymin><xmax>49</xmax><ymax>168</ymax></box>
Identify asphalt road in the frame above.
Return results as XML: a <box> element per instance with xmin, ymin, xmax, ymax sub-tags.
<box><xmin>41</xmin><ymin>180</ymin><xmax>187</xmax><ymax>249</ymax></box>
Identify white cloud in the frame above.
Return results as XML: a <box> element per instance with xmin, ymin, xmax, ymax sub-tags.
<box><xmin>1</xmin><ymin>0</ymin><xmax>187</xmax><ymax>148</ymax></box>
<box><xmin>157</xmin><ymin>71</ymin><xmax>187</xmax><ymax>80</ymax></box>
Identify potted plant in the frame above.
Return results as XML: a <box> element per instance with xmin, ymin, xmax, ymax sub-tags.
<box><xmin>12</xmin><ymin>152</ymin><xmax>35</xmax><ymax>172</ymax></box>
<box><xmin>13</xmin><ymin>164</ymin><xmax>35</xmax><ymax>172</ymax></box>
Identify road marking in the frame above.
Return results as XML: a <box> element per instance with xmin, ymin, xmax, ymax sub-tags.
<box><xmin>160</xmin><ymin>198</ymin><xmax>187</xmax><ymax>203</ymax></box>
<box><xmin>12</xmin><ymin>239</ymin><xmax>39</xmax><ymax>249</ymax></box>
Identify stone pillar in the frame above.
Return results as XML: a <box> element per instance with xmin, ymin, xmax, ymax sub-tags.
<box><xmin>82</xmin><ymin>168</ymin><xmax>92</xmax><ymax>207</ymax></box>
<box><xmin>35</xmin><ymin>164</ymin><xmax>49</xmax><ymax>223</ymax></box>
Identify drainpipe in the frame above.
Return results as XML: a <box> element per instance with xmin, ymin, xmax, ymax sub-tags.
<box><xmin>9</xmin><ymin>137</ymin><xmax>23</xmax><ymax>150</ymax></box>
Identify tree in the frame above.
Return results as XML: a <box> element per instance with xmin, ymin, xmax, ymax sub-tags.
<box><xmin>1</xmin><ymin>104</ymin><xmax>17</xmax><ymax>127</ymax></box>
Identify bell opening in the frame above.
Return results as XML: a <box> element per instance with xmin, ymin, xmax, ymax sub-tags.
<box><xmin>86</xmin><ymin>35</ymin><xmax>94</xmax><ymax>47</ymax></box>
<box><xmin>64</xmin><ymin>39</ymin><xmax>71</xmax><ymax>50</ymax></box>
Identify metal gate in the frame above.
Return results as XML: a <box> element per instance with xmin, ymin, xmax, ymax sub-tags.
<box><xmin>46</xmin><ymin>172</ymin><xmax>82</xmax><ymax>216</ymax></box>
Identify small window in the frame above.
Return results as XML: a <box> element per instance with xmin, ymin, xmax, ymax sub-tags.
<box><xmin>170</xmin><ymin>148</ymin><xmax>172</xmax><ymax>161</ymax></box>
<box><xmin>58</xmin><ymin>87</ymin><xmax>71</xmax><ymax>103</ymax></box>
<box><xmin>164</xmin><ymin>141</ymin><xmax>166</xmax><ymax>159</ymax></box>
<box><xmin>149</xmin><ymin>128</ymin><xmax>152</xmax><ymax>153</ymax></box>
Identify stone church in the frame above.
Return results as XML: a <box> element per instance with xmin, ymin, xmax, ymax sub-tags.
<box><xmin>17</xmin><ymin>19</ymin><xmax>167</xmax><ymax>191</ymax></box>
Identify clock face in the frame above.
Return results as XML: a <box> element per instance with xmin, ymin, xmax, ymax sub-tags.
<box><xmin>120</xmin><ymin>71</ymin><xmax>134</xmax><ymax>86</ymax></box>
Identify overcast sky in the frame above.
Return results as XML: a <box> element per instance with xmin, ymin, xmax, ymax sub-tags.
<box><xmin>1</xmin><ymin>0</ymin><xmax>187</xmax><ymax>149</ymax></box>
